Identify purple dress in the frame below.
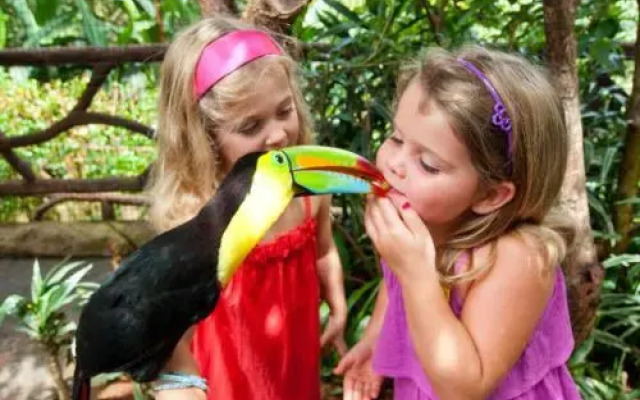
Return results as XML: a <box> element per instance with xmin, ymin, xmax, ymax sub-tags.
<box><xmin>372</xmin><ymin>260</ymin><xmax>582</xmax><ymax>399</ymax></box>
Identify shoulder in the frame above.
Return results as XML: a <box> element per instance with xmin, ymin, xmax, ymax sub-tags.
<box><xmin>305</xmin><ymin>195</ymin><xmax>331</xmax><ymax>219</ymax></box>
<box><xmin>469</xmin><ymin>234</ymin><xmax>555</xmax><ymax>302</ymax></box>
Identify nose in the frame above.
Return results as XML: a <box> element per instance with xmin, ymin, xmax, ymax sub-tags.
<box><xmin>265</xmin><ymin>123</ymin><xmax>289</xmax><ymax>149</ymax></box>
<box><xmin>387</xmin><ymin>152</ymin><xmax>407</xmax><ymax>179</ymax></box>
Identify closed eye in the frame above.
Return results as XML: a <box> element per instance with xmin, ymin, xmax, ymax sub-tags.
<box><xmin>238</xmin><ymin>119</ymin><xmax>261</xmax><ymax>135</ymax></box>
<box><xmin>277</xmin><ymin>105</ymin><xmax>294</xmax><ymax>118</ymax></box>
<box><xmin>420</xmin><ymin>159</ymin><xmax>440</xmax><ymax>174</ymax></box>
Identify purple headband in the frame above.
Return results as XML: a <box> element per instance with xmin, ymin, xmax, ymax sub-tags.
<box><xmin>457</xmin><ymin>58</ymin><xmax>513</xmax><ymax>175</ymax></box>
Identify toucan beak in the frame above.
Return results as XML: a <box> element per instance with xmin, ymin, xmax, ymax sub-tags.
<box><xmin>281</xmin><ymin>145</ymin><xmax>389</xmax><ymax>197</ymax></box>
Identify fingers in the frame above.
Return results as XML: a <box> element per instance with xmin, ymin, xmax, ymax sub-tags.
<box><xmin>334</xmin><ymin>350</ymin><xmax>356</xmax><ymax>375</ymax></box>
<box><xmin>320</xmin><ymin>328</ymin><xmax>330</xmax><ymax>348</ymax></box>
<box><xmin>335</xmin><ymin>336</ymin><xmax>348</xmax><ymax>357</ymax></box>
<box><xmin>369</xmin><ymin>376</ymin><xmax>383</xmax><ymax>398</ymax></box>
<box><xmin>364</xmin><ymin>200</ymin><xmax>379</xmax><ymax>245</ymax></box>
<box><xmin>352</xmin><ymin>380</ymin><xmax>365</xmax><ymax>400</ymax></box>
<box><xmin>398</xmin><ymin>202</ymin><xmax>429</xmax><ymax>238</ymax></box>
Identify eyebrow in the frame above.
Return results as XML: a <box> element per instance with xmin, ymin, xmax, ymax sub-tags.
<box><xmin>277</xmin><ymin>95</ymin><xmax>293</xmax><ymax>108</ymax></box>
<box><xmin>393</xmin><ymin>120</ymin><xmax>453</xmax><ymax>168</ymax></box>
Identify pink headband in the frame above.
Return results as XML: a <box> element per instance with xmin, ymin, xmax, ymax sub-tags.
<box><xmin>193</xmin><ymin>30</ymin><xmax>283</xmax><ymax>100</ymax></box>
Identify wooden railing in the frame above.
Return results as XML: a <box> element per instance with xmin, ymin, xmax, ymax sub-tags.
<box><xmin>0</xmin><ymin>45</ymin><xmax>168</xmax><ymax>219</ymax></box>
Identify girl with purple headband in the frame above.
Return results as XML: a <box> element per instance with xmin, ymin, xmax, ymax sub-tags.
<box><xmin>146</xmin><ymin>16</ymin><xmax>347</xmax><ymax>400</ymax></box>
<box><xmin>334</xmin><ymin>46</ymin><xmax>582</xmax><ymax>400</ymax></box>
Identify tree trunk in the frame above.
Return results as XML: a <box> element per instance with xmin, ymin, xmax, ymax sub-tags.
<box><xmin>542</xmin><ymin>0</ymin><xmax>604</xmax><ymax>345</ymax></box>
<box><xmin>45</xmin><ymin>346</ymin><xmax>70</xmax><ymax>400</ymax></box>
<box><xmin>242</xmin><ymin>0</ymin><xmax>309</xmax><ymax>35</ymax></box>
<box><xmin>614</xmin><ymin>2</ymin><xmax>640</xmax><ymax>253</ymax></box>
<box><xmin>198</xmin><ymin>0</ymin><xmax>238</xmax><ymax>17</ymax></box>
<box><xmin>154</xmin><ymin>0</ymin><xmax>165</xmax><ymax>42</ymax></box>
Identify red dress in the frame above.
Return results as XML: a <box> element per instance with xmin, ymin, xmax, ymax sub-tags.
<box><xmin>191</xmin><ymin>198</ymin><xmax>321</xmax><ymax>400</ymax></box>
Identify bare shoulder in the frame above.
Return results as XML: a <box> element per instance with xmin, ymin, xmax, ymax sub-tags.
<box><xmin>457</xmin><ymin>235</ymin><xmax>559</xmax><ymax>392</ymax></box>
<box><xmin>471</xmin><ymin>234</ymin><xmax>555</xmax><ymax>301</ymax></box>
<box><xmin>308</xmin><ymin>195</ymin><xmax>331</xmax><ymax>218</ymax></box>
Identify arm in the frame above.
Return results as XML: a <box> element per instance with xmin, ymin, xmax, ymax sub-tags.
<box><xmin>367</xmin><ymin>198</ymin><xmax>555</xmax><ymax>400</ymax></box>
<box><xmin>360</xmin><ymin>279</ymin><xmax>388</xmax><ymax>344</ymax></box>
<box><xmin>315</xmin><ymin>195</ymin><xmax>348</xmax><ymax>353</ymax></box>
<box><xmin>332</xmin><ymin>274</ymin><xmax>388</xmax><ymax>400</ymax></box>
<box><xmin>402</xmin><ymin>238</ymin><xmax>553</xmax><ymax>399</ymax></box>
<box><xmin>155</xmin><ymin>328</ymin><xmax>207</xmax><ymax>400</ymax></box>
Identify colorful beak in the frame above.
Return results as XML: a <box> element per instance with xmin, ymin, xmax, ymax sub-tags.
<box><xmin>281</xmin><ymin>145</ymin><xmax>389</xmax><ymax>197</ymax></box>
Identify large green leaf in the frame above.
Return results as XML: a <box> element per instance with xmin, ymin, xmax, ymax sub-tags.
<box><xmin>76</xmin><ymin>0</ymin><xmax>108</xmax><ymax>46</ymax></box>
<box><xmin>31</xmin><ymin>259</ymin><xmax>43</xmax><ymax>303</ymax></box>
<box><xmin>0</xmin><ymin>294</ymin><xmax>27</xmax><ymax>325</ymax></box>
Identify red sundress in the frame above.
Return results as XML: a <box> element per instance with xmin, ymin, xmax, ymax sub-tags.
<box><xmin>191</xmin><ymin>197</ymin><xmax>321</xmax><ymax>400</ymax></box>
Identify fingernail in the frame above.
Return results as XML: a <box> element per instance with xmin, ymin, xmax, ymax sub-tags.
<box><xmin>402</xmin><ymin>202</ymin><xmax>411</xmax><ymax>210</ymax></box>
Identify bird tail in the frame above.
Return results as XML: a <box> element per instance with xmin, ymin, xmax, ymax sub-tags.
<box><xmin>72</xmin><ymin>365</ymin><xmax>91</xmax><ymax>400</ymax></box>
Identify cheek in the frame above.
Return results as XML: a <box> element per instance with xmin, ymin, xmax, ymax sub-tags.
<box><xmin>287</xmin><ymin>114</ymin><xmax>301</xmax><ymax>143</ymax></box>
<box><xmin>219</xmin><ymin>135</ymin><xmax>260</xmax><ymax>166</ymax></box>
<box><xmin>405</xmin><ymin>173</ymin><xmax>478</xmax><ymax>224</ymax></box>
<box><xmin>375</xmin><ymin>142</ymin><xmax>391</xmax><ymax>169</ymax></box>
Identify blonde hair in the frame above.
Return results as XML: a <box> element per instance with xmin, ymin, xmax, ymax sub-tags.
<box><xmin>147</xmin><ymin>16</ymin><xmax>314</xmax><ymax>232</ymax></box>
<box><xmin>396</xmin><ymin>46</ymin><xmax>573</xmax><ymax>283</ymax></box>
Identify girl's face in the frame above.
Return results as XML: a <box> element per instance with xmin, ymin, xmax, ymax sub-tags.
<box><xmin>376</xmin><ymin>79</ymin><xmax>484</xmax><ymax>241</ymax></box>
<box><xmin>217</xmin><ymin>66</ymin><xmax>300</xmax><ymax>172</ymax></box>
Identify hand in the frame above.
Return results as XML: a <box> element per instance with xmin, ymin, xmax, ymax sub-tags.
<box><xmin>321</xmin><ymin>303</ymin><xmax>348</xmax><ymax>356</ymax></box>
<box><xmin>155</xmin><ymin>387</ymin><xmax>207</xmax><ymax>400</ymax></box>
<box><xmin>364</xmin><ymin>196</ymin><xmax>437</xmax><ymax>283</ymax></box>
<box><xmin>334</xmin><ymin>339</ymin><xmax>383</xmax><ymax>400</ymax></box>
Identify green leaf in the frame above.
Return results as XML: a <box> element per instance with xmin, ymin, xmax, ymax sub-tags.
<box><xmin>603</xmin><ymin>254</ymin><xmax>640</xmax><ymax>269</ymax></box>
<box><xmin>133</xmin><ymin>0</ymin><xmax>156</xmax><ymax>18</ymax></box>
<box><xmin>615</xmin><ymin>196</ymin><xmax>640</xmax><ymax>205</ymax></box>
<box><xmin>122</xmin><ymin>0</ymin><xmax>141</xmax><ymax>20</ymax></box>
<box><xmin>0</xmin><ymin>10</ymin><xmax>8</xmax><ymax>48</ymax></box>
<box><xmin>45</xmin><ymin>260</ymin><xmax>85</xmax><ymax>285</ymax></box>
<box><xmin>57</xmin><ymin>321</ymin><xmax>77</xmax><ymax>337</ymax></box>
<box><xmin>587</xmin><ymin>192</ymin><xmax>616</xmax><ymax>236</ymax></box>
<box><xmin>9</xmin><ymin>0</ymin><xmax>40</xmax><ymax>41</ymax></box>
<box><xmin>323</xmin><ymin>0</ymin><xmax>365</xmax><ymax>26</ymax></box>
<box><xmin>570</xmin><ymin>334</ymin><xmax>594</xmax><ymax>364</ymax></box>
<box><xmin>0</xmin><ymin>294</ymin><xmax>27</xmax><ymax>325</ymax></box>
<box><xmin>76</xmin><ymin>0</ymin><xmax>108</xmax><ymax>46</ymax></box>
<box><xmin>133</xmin><ymin>383</ymin><xmax>146</xmax><ymax>400</ymax></box>
<box><xmin>599</xmin><ymin>146</ymin><xmax>617</xmax><ymax>184</ymax></box>
<box><xmin>34</xmin><ymin>0</ymin><xmax>59</xmax><ymax>26</ymax></box>
<box><xmin>57</xmin><ymin>264</ymin><xmax>93</xmax><ymax>305</ymax></box>
<box><xmin>31</xmin><ymin>259</ymin><xmax>43</xmax><ymax>302</ymax></box>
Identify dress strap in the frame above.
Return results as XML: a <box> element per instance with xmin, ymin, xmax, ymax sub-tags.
<box><xmin>449</xmin><ymin>251</ymin><xmax>471</xmax><ymax>316</ymax></box>
<box><xmin>303</xmin><ymin>197</ymin><xmax>312</xmax><ymax>219</ymax></box>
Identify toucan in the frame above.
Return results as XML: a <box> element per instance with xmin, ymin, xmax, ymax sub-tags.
<box><xmin>71</xmin><ymin>145</ymin><xmax>388</xmax><ymax>400</ymax></box>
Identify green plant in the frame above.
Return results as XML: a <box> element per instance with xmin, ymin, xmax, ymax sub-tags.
<box><xmin>0</xmin><ymin>259</ymin><xmax>97</xmax><ymax>400</ymax></box>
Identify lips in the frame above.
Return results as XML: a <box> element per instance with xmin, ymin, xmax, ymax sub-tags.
<box><xmin>385</xmin><ymin>187</ymin><xmax>409</xmax><ymax>209</ymax></box>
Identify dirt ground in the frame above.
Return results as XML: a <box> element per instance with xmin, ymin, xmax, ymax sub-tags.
<box><xmin>0</xmin><ymin>257</ymin><xmax>113</xmax><ymax>400</ymax></box>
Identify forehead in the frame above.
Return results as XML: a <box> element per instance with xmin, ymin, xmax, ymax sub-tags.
<box><xmin>395</xmin><ymin>80</ymin><xmax>471</xmax><ymax>166</ymax></box>
<box><xmin>225</xmin><ymin>63</ymin><xmax>293</xmax><ymax>113</ymax></box>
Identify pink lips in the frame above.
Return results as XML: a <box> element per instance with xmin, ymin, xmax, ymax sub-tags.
<box><xmin>386</xmin><ymin>188</ymin><xmax>409</xmax><ymax>210</ymax></box>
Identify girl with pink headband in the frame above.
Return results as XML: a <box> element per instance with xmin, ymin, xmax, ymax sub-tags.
<box><xmin>146</xmin><ymin>16</ymin><xmax>347</xmax><ymax>400</ymax></box>
<box><xmin>335</xmin><ymin>46</ymin><xmax>581</xmax><ymax>399</ymax></box>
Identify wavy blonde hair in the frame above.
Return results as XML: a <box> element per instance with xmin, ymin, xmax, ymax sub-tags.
<box><xmin>396</xmin><ymin>46</ymin><xmax>574</xmax><ymax>284</ymax></box>
<box><xmin>146</xmin><ymin>16</ymin><xmax>314</xmax><ymax>232</ymax></box>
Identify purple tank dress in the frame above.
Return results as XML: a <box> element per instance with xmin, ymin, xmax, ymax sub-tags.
<box><xmin>372</xmin><ymin>260</ymin><xmax>582</xmax><ymax>399</ymax></box>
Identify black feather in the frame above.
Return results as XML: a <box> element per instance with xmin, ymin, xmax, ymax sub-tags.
<box><xmin>72</xmin><ymin>152</ymin><xmax>264</xmax><ymax>396</ymax></box>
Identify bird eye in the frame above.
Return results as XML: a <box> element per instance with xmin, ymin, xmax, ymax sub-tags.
<box><xmin>274</xmin><ymin>153</ymin><xmax>285</xmax><ymax>164</ymax></box>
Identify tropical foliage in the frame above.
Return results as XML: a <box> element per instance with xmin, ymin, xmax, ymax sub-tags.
<box><xmin>0</xmin><ymin>0</ymin><xmax>638</xmax><ymax>397</ymax></box>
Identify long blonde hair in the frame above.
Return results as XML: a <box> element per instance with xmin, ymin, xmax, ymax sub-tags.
<box><xmin>147</xmin><ymin>16</ymin><xmax>314</xmax><ymax>232</ymax></box>
<box><xmin>396</xmin><ymin>46</ymin><xmax>573</xmax><ymax>283</ymax></box>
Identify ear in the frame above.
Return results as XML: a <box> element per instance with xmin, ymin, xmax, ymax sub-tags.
<box><xmin>472</xmin><ymin>181</ymin><xmax>516</xmax><ymax>215</ymax></box>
